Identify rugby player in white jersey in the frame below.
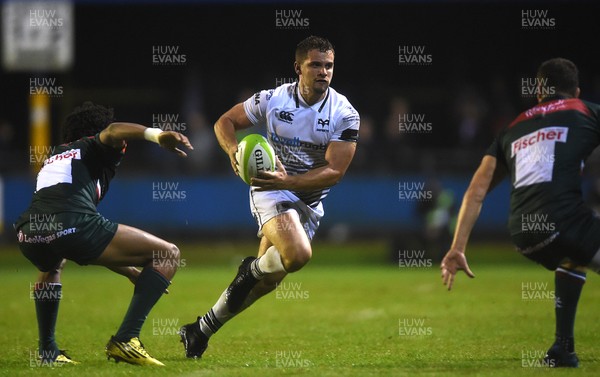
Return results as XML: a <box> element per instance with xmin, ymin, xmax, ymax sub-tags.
<box><xmin>180</xmin><ymin>36</ymin><xmax>360</xmax><ymax>358</ymax></box>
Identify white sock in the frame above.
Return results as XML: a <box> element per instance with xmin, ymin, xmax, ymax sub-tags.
<box><xmin>198</xmin><ymin>289</ymin><xmax>230</xmax><ymax>338</ymax></box>
<box><xmin>198</xmin><ymin>288</ymin><xmax>262</xmax><ymax>338</ymax></box>
<box><xmin>198</xmin><ymin>247</ymin><xmax>286</xmax><ymax>338</ymax></box>
<box><xmin>250</xmin><ymin>246</ymin><xmax>286</xmax><ymax>279</ymax></box>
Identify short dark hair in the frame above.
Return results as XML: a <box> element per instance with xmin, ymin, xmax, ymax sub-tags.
<box><xmin>536</xmin><ymin>58</ymin><xmax>579</xmax><ymax>97</ymax></box>
<box><xmin>295</xmin><ymin>36</ymin><xmax>334</xmax><ymax>64</ymax></box>
<box><xmin>62</xmin><ymin>102</ymin><xmax>115</xmax><ymax>143</ymax></box>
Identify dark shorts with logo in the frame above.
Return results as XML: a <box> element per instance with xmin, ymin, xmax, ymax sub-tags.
<box><xmin>16</xmin><ymin>212</ymin><xmax>118</xmax><ymax>272</ymax></box>
<box><xmin>512</xmin><ymin>214</ymin><xmax>600</xmax><ymax>270</ymax></box>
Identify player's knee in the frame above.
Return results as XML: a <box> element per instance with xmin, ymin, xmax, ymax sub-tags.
<box><xmin>39</xmin><ymin>271</ymin><xmax>59</xmax><ymax>283</ymax></box>
<box><xmin>281</xmin><ymin>245</ymin><xmax>311</xmax><ymax>272</ymax></box>
<box><xmin>39</xmin><ymin>259</ymin><xmax>66</xmax><ymax>283</ymax></box>
<box><xmin>154</xmin><ymin>243</ymin><xmax>180</xmax><ymax>265</ymax></box>
<box><xmin>167</xmin><ymin>243</ymin><xmax>180</xmax><ymax>263</ymax></box>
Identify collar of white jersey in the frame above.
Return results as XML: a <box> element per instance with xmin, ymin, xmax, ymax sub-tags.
<box><xmin>293</xmin><ymin>82</ymin><xmax>330</xmax><ymax>113</ymax></box>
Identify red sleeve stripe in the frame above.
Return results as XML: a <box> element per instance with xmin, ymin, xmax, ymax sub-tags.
<box><xmin>508</xmin><ymin>98</ymin><xmax>592</xmax><ymax>129</ymax></box>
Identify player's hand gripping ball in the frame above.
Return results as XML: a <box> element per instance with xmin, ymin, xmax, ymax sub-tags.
<box><xmin>235</xmin><ymin>134</ymin><xmax>277</xmax><ymax>185</ymax></box>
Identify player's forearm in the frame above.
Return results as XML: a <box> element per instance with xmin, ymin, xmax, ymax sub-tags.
<box><xmin>450</xmin><ymin>188</ymin><xmax>485</xmax><ymax>253</ymax></box>
<box><xmin>214</xmin><ymin>116</ymin><xmax>239</xmax><ymax>155</ymax></box>
<box><xmin>214</xmin><ymin>103</ymin><xmax>255</xmax><ymax>156</ymax></box>
<box><xmin>285</xmin><ymin>165</ymin><xmax>344</xmax><ymax>191</ymax></box>
<box><xmin>451</xmin><ymin>156</ymin><xmax>496</xmax><ymax>253</ymax></box>
<box><xmin>282</xmin><ymin>141</ymin><xmax>355</xmax><ymax>191</ymax></box>
<box><xmin>100</xmin><ymin>122</ymin><xmax>163</xmax><ymax>148</ymax></box>
<box><xmin>100</xmin><ymin>123</ymin><xmax>192</xmax><ymax>157</ymax></box>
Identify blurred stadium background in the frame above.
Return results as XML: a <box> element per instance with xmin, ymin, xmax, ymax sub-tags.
<box><xmin>2</xmin><ymin>0</ymin><xmax>600</xmax><ymax>260</ymax></box>
<box><xmin>4</xmin><ymin>1</ymin><xmax>600</xmax><ymax>375</ymax></box>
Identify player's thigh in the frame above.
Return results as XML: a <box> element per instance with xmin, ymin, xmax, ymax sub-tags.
<box><xmin>90</xmin><ymin>224</ymin><xmax>177</xmax><ymax>267</ymax></box>
<box><xmin>262</xmin><ymin>211</ymin><xmax>311</xmax><ymax>260</ymax></box>
<box><xmin>20</xmin><ymin>243</ymin><xmax>63</xmax><ymax>273</ymax></box>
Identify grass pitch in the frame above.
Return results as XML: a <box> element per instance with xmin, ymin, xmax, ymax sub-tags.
<box><xmin>0</xmin><ymin>240</ymin><xmax>598</xmax><ymax>376</ymax></box>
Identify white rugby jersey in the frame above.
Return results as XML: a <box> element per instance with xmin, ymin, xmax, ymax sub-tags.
<box><xmin>243</xmin><ymin>82</ymin><xmax>360</xmax><ymax>207</ymax></box>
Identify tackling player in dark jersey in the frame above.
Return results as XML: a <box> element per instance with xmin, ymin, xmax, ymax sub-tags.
<box><xmin>440</xmin><ymin>58</ymin><xmax>600</xmax><ymax>368</ymax></box>
<box><xmin>14</xmin><ymin>102</ymin><xmax>192</xmax><ymax>366</ymax></box>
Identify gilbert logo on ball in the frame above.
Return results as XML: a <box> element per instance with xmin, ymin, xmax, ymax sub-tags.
<box><xmin>236</xmin><ymin>134</ymin><xmax>276</xmax><ymax>185</ymax></box>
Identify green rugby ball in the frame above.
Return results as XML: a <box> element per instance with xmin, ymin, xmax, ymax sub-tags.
<box><xmin>236</xmin><ymin>134</ymin><xmax>276</xmax><ymax>185</ymax></box>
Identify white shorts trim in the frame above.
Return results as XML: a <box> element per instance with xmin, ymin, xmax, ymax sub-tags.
<box><xmin>249</xmin><ymin>189</ymin><xmax>324</xmax><ymax>240</ymax></box>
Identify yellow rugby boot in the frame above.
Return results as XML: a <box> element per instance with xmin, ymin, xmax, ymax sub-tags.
<box><xmin>105</xmin><ymin>336</ymin><xmax>164</xmax><ymax>366</ymax></box>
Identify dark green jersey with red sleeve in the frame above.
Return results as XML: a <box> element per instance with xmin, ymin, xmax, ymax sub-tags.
<box><xmin>15</xmin><ymin>134</ymin><xmax>125</xmax><ymax>228</ymax></box>
<box><xmin>486</xmin><ymin>97</ymin><xmax>600</xmax><ymax>239</ymax></box>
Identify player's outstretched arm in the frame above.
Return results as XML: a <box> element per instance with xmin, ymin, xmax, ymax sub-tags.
<box><xmin>214</xmin><ymin>103</ymin><xmax>254</xmax><ymax>175</ymax></box>
<box><xmin>251</xmin><ymin>141</ymin><xmax>356</xmax><ymax>191</ymax></box>
<box><xmin>441</xmin><ymin>155</ymin><xmax>504</xmax><ymax>290</ymax></box>
<box><xmin>99</xmin><ymin>122</ymin><xmax>193</xmax><ymax>157</ymax></box>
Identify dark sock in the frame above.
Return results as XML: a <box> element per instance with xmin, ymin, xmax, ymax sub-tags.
<box><xmin>34</xmin><ymin>282</ymin><xmax>61</xmax><ymax>360</ymax></box>
<box><xmin>554</xmin><ymin>267</ymin><xmax>586</xmax><ymax>352</ymax></box>
<box><xmin>114</xmin><ymin>268</ymin><xmax>170</xmax><ymax>341</ymax></box>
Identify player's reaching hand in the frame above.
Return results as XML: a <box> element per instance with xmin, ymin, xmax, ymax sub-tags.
<box><xmin>251</xmin><ymin>157</ymin><xmax>288</xmax><ymax>191</ymax></box>
<box><xmin>158</xmin><ymin>131</ymin><xmax>193</xmax><ymax>157</ymax></box>
<box><xmin>441</xmin><ymin>248</ymin><xmax>475</xmax><ymax>291</ymax></box>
